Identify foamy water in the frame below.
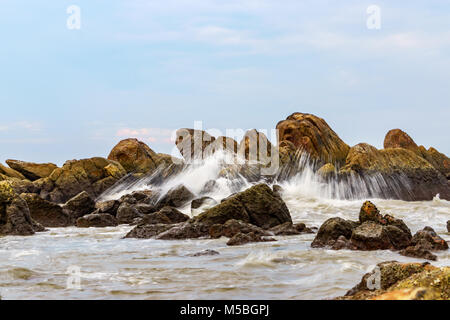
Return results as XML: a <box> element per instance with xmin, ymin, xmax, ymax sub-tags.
<box><xmin>0</xmin><ymin>154</ymin><xmax>449</xmax><ymax>300</ymax></box>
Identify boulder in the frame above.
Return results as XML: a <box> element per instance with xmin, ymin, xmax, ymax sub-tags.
<box><xmin>209</xmin><ymin>219</ymin><xmax>270</xmax><ymax>239</ymax></box>
<box><xmin>209</xmin><ymin>136</ymin><xmax>238</xmax><ymax>154</ymax></box>
<box><xmin>0</xmin><ymin>181</ymin><xmax>44</xmax><ymax>236</ymax></box>
<box><xmin>269</xmin><ymin>222</ymin><xmax>305</xmax><ymax>236</ymax></box>
<box><xmin>124</xmin><ymin>223</ymin><xmax>176</xmax><ymax>239</ymax></box>
<box><xmin>191</xmin><ymin>197</ymin><xmax>218</xmax><ymax>215</ymax></box>
<box><xmin>311</xmin><ymin>217</ymin><xmax>357</xmax><ymax>248</ymax></box>
<box><xmin>0</xmin><ymin>163</ymin><xmax>26</xmax><ymax>180</ymax></box>
<box><xmin>399</xmin><ymin>244</ymin><xmax>437</xmax><ymax>261</ymax></box>
<box><xmin>384</xmin><ymin>129</ymin><xmax>418</xmax><ymax>150</ymax></box>
<box><xmin>134</xmin><ymin>203</ymin><xmax>157</xmax><ymax>215</ymax></box>
<box><xmin>5</xmin><ymin>160</ymin><xmax>57</xmax><ymax>181</ymax></box>
<box><xmin>339</xmin><ymin>143</ymin><xmax>450</xmax><ymax>200</ymax></box>
<box><xmin>155</xmin><ymin>222</ymin><xmax>211</xmax><ymax>240</ymax></box>
<box><xmin>95</xmin><ymin>200</ymin><xmax>120</xmax><ymax>216</ymax></box>
<box><xmin>76</xmin><ymin>212</ymin><xmax>118</xmax><ymax>228</ymax></box>
<box><xmin>410</xmin><ymin>227</ymin><xmax>448</xmax><ymax>251</ymax></box>
<box><xmin>140</xmin><ymin>207</ymin><xmax>189</xmax><ymax>225</ymax></box>
<box><xmin>317</xmin><ymin>163</ymin><xmax>336</xmax><ymax>180</ymax></box>
<box><xmin>193</xmin><ymin>184</ymin><xmax>292</xmax><ymax>229</ymax></box>
<box><xmin>227</xmin><ymin>232</ymin><xmax>276</xmax><ymax>246</ymax></box>
<box><xmin>359</xmin><ymin>200</ymin><xmax>386</xmax><ymax>224</ymax></box>
<box><xmin>200</xmin><ymin>180</ymin><xmax>218</xmax><ymax>194</ymax></box>
<box><xmin>350</xmin><ymin>221</ymin><xmax>393</xmax><ymax>250</ymax></box>
<box><xmin>35</xmin><ymin>157</ymin><xmax>127</xmax><ymax>203</ymax></box>
<box><xmin>108</xmin><ymin>138</ymin><xmax>167</xmax><ymax>174</ymax></box>
<box><xmin>157</xmin><ymin>185</ymin><xmax>194</xmax><ymax>209</ymax></box>
<box><xmin>62</xmin><ymin>191</ymin><xmax>96</xmax><ymax>220</ymax></box>
<box><xmin>116</xmin><ymin>203</ymin><xmax>143</xmax><ymax>225</ymax></box>
<box><xmin>276</xmin><ymin>113</ymin><xmax>350</xmax><ymax>168</ymax></box>
<box><xmin>20</xmin><ymin>193</ymin><xmax>71</xmax><ymax>227</ymax></box>
<box><xmin>175</xmin><ymin>128</ymin><xmax>215</xmax><ymax>161</ymax></box>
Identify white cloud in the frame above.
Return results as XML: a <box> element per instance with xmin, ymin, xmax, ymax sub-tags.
<box><xmin>116</xmin><ymin>127</ymin><xmax>175</xmax><ymax>144</ymax></box>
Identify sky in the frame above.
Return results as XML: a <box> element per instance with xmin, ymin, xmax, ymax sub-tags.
<box><xmin>0</xmin><ymin>0</ymin><xmax>449</xmax><ymax>166</ymax></box>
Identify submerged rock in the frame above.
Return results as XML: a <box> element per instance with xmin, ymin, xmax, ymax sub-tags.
<box><xmin>269</xmin><ymin>222</ymin><xmax>313</xmax><ymax>236</ymax></box>
<box><xmin>5</xmin><ymin>160</ymin><xmax>57</xmax><ymax>181</ymax></box>
<box><xmin>410</xmin><ymin>226</ymin><xmax>448</xmax><ymax>251</ymax></box>
<box><xmin>76</xmin><ymin>212</ymin><xmax>118</xmax><ymax>228</ymax></box>
<box><xmin>155</xmin><ymin>222</ymin><xmax>211</xmax><ymax>240</ymax></box>
<box><xmin>227</xmin><ymin>232</ymin><xmax>276</xmax><ymax>246</ymax></box>
<box><xmin>21</xmin><ymin>193</ymin><xmax>70</xmax><ymax>227</ymax></box>
<box><xmin>186</xmin><ymin>249</ymin><xmax>220</xmax><ymax>257</ymax></box>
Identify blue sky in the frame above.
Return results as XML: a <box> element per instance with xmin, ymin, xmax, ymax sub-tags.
<box><xmin>0</xmin><ymin>0</ymin><xmax>449</xmax><ymax>165</ymax></box>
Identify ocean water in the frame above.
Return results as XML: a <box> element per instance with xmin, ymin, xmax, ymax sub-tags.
<box><xmin>1</xmin><ymin>153</ymin><xmax>449</xmax><ymax>300</ymax></box>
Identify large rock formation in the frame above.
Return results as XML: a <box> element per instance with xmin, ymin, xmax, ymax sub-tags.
<box><xmin>5</xmin><ymin>160</ymin><xmax>57</xmax><ymax>181</ymax></box>
<box><xmin>33</xmin><ymin>157</ymin><xmax>127</xmax><ymax>203</ymax></box>
<box><xmin>276</xmin><ymin>113</ymin><xmax>350</xmax><ymax>168</ymax></box>
<box><xmin>0</xmin><ymin>181</ymin><xmax>44</xmax><ymax>236</ymax></box>
<box><xmin>108</xmin><ymin>138</ymin><xmax>170</xmax><ymax>174</ymax></box>
<box><xmin>339</xmin><ymin>143</ymin><xmax>450</xmax><ymax>200</ymax></box>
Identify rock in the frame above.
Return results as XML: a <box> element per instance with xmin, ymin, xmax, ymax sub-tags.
<box><xmin>124</xmin><ymin>223</ymin><xmax>176</xmax><ymax>239</ymax></box>
<box><xmin>339</xmin><ymin>143</ymin><xmax>450</xmax><ymax>201</ymax></box>
<box><xmin>209</xmin><ymin>219</ymin><xmax>270</xmax><ymax>239</ymax></box>
<box><xmin>272</xmin><ymin>185</ymin><xmax>283</xmax><ymax>197</ymax></box>
<box><xmin>175</xmin><ymin>128</ymin><xmax>215</xmax><ymax>161</ymax></box>
<box><xmin>350</xmin><ymin>221</ymin><xmax>393</xmax><ymax>250</ymax></box>
<box><xmin>339</xmin><ymin>261</ymin><xmax>450</xmax><ymax>300</ymax></box>
<box><xmin>317</xmin><ymin>163</ymin><xmax>336</xmax><ymax>180</ymax></box>
<box><xmin>116</xmin><ymin>203</ymin><xmax>143</xmax><ymax>224</ymax></box>
<box><xmin>186</xmin><ymin>249</ymin><xmax>220</xmax><ymax>257</ymax></box>
<box><xmin>331</xmin><ymin>235</ymin><xmax>357</xmax><ymax>250</ymax></box>
<box><xmin>359</xmin><ymin>201</ymin><xmax>386</xmax><ymax>224</ymax></box>
<box><xmin>155</xmin><ymin>222</ymin><xmax>211</xmax><ymax>240</ymax></box>
<box><xmin>238</xmin><ymin>129</ymin><xmax>274</xmax><ymax>163</ymax></box>
<box><xmin>384</xmin><ymin>225</ymin><xmax>412</xmax><ymax>250</ymax></box>
<box><xmin>384</xmin><ymin>129</ymin><xmax>418</xmax><ymax>150</ymax></box>
<box><xmin>399</xmin><ymin>244</ymin><xmax>437</xmax><ymax>261</ymax></box>
<box><xmin>410</xmin><ymin>226</ymin><xmax>448</xmax><ymax>250</ymax></box>
<box><xmin>134</xmin><ymin>203</ymin><xmax>157</xmax><ymax>215</ymax></box>
<box><xmin>108</xmin><ymin>138</ymin><xmax>167</xmax><ymax>174</ymax></box>
<box><xmin>20</xmin><ymin>193</ymin><xmax>70</xmax><ymax>227</ymax></box>
<box><xmin>191</xmin><ymin>197</ymin><xmax>218</xmax><ymax>215</ymax></box>
<box><xmin>35</xmin><ymin>157</ymin><xmax>126</xmax><ymax>203</ymax></box>
<box><xmin>269</xmin><ymin>222</ymin><xmax>302</xmax><ymax>236</ymax></box>
<box><xmin>200</xmin><ymin>180</ymin><xmax>218</xmax><ymax>194</ymax></box>
<box><xmin>193</xmin><ymin>184</ymin><xmax>292</xmax><ymax>229</ymax></box>
<box><xmin>0</xmin><ymin>163</ymin><xmax>26</xmax><ymax>180</ymax></box>
<box><xmin>227</xmin><ymin>232</ymin><xmax>276</xmax><ymax>246</ymax></box>
<box><xmin>139</xmin><ymin>207</ymin><xmax>190</xmax><ymax>225</ymax></box>
<box><xmin>208</xmin><ymin>136</ymin><xmax>239</xmax><ymax>154</ymax></box>
<box><xmin>5</xmin><ymin>160</ymin><xmax>57</xmax><ymax>181</ymax></box>
<box><xmin>157</xmin><ymin>185</ymin><xmax>194</xmax><ymax>209</ymax></box>
<box><xmin>276</xmin><ymin>113</ymin><xmax>350</xmax><ymax>168</ymax></box>
<box><xmin>76</xmin><ymin>212</ymin><xmax>118</xmax><ymax>228</ymax></box>
<box><xmin>95</xmin><ymin>200</ymin><xmax>120</xmax><ymax>216</ymax></box>
<box><xmin>311</xmin><ymin>217</ymin><xmax>357</xmax><ymax>248</ymax></box>
<box><xmin>62</xmin><ymin>191</ymin><xmax>96</xmax><ymax>220</ymax></box>
<box><xmin>0</xmin><ymin>181</ymin><xmax>44</xmax><ymax>236</ymax></box>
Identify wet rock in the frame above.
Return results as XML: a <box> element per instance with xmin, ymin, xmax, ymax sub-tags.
<box><xmin>311</xmin><ymin>217</ymin><xmax>357</xmax><ymax>248</ymax></box>
<box><xmin>269</xmin><ymin>222</ymin><xmax>302</xmax><ymax>236</ymax></box>
<box><xmin>186</xmin><ymin>249</ymin><xmax>220</xmax><ymax>257</ymax></box>
<box><xmin>5</xmin><ymin>160</ymin><xmax>57</xmax><ymax>181</ymax></box>
<box><xmin>208</xmin><ymin>136</ymin><xmax>239</xmax><ymax>154</ymax></box>
<box><xmin>76</xmin><ymin>212</ymin><xmax>118</xmax><ymax>228</ymax></box>
<box><xmin>108</xmin><ymin>138</ymin><xmax>168</xmax><ymax>174</ymax></box>
<box><xmin>157</xmin><ymin>184</ymin><xmax>194</xmax><ymax>209</ymax></box>
<box><xmin>294</xmin><ymin>222</ymin><xmax>315</xmax><ymax>233</ymax></box>
<box><xmin>20</xmin><ymin>193</ymin><xmax>70</xmax><ymax>227</ymax></box>
<box><xmin>191</xmin><ymin>197</ymin><xmax>217</xmax><ymax>215</ymax></box>
<box><xmin>124</xmin><ymin>223</ymin><xmax>176</xmax><ymax>239</ymax></box>
<box><xmin>384</xmin><ymin>225</ymin><xmax>412</xmax><ymax>250</ymax></box>
<box><xmin>399</xmin><ymin>244</ymin><xmax>437</xmax><ymax>261</ymax></box>
<box><xmin>227</xmin><ymin>232</ymin><xmax>276</xmax><ymax>246</ymax></box>
<box><xmin>200</xmin><ymin>180</ymin><xmax>218</xmax><ymax>194</ymax></box>
<box><xmin>95</xmin><ymin>200</ymin><xmax>120</xmax><ymax>216</ymax></box>
<box><xmin>317</xmin><ymin>163</ymin><xmax>336</xmax><ymax>180</ymax></box>
<box><xmin>138</xmin><ymin>207</ymin><xmax>189</xmax><ymax>225</ymax></box>
<box><xmin>276</xmin><ymin>112</ymin><xmax>350</xmax><ymax>168</ymax></box>
<box><xmin>350</xmin><ymin>221</ymin><xmax>393</xmax><ymax>250</ymax></box>
<box><xmin>272</xmin><ymin>185</ymin><xmax>283</xmax><ymax>197</ymax></box>
<box><xmin>155</xmin><ymin>222</ymin><xmax>210</xmax><ymax>240</ymax></box>
<box><xmin>359</xmin><ymin>201</ymin><xmax>386</xmax><ymax>225</ymax></box>
<box><xmin>0</xmin><ymin>181</ymin><xmax>45</xmax><ymax>236</ymax></box>
<box><xmin>134</xmin><ymin>203</ymin><xmax>157</xmax><ymax>215</ymax></box>
<box><xmin>410</xmin><ymin>226</ymin><xmax>448</xmax><ymax>250</ymax></box>
<box><xmin>116</xmin><ymin>202</ymin><xmax>143</xmax><ymax>224</ymax></box>
<box><xmin>194</xmin><ymin>184</ymin><xmax>292</xmax><ymax>229</ymax></box>
<box><xmin>331</xmin><ymin>235</ymin><xmax>357</xmax><ymax>250</ymax></box>
<box><xmin>62</xmin><ymin>191</ymin><xmax>96</xmax><ymax>220</ymax></box>
<box><xmin>130</xmin><ymin>190</ymin><xmax>156</xmax><ymax>204</ymax></box>
<box><xmin>209</xmin><ymin>219</ymin><xmax>270</xmax><ymax>239</ymax></box>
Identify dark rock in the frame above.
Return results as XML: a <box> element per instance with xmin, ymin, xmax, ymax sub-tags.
<box><xmin>399</xmin><ymin>244</ymin><xmax>437</xmax><ymax>261</ymax></box>
<box><xmin>194</xmin><ymin>184</ymin><xmax>292</xmax><ymax>229</ymax></box>
<box><xmin>116</xmin><ymin>202</ymin><xmax>143</xmax><ymax>224</ymax></box>
<box><xmin>155</xmin><ymin>222</ymin><xmax>210</xmax><ymax>240</ymax></box>
<box><xmin>156</xmin><ymin>206</ymin><xmax>190</xmax><ymax>223</ymax></box>
<box><xmin>269</xmin><ymin>222</ymin><xmax>301</xmax><ymax>236</ymax></box>
<box><xmin>124</xmin><ymin>223</ymin><xmax>176</xmax><ymax>239</ymax></box>
<box><xmin>134</xmin><ymin>203</ymin><xmax>157</xmax><ymax>215</ymax></box>
<box><xmin>447</xmin><ymin>220</ymin><xmax>450</xmax><ymax>232</ymax></box>
<box><xmin>384</xmin><ymin>225</ymin><xmax>412</xmax><ymax>250</ymax></box>
<box><xmin>95</xmin><ymin>200</ymin><xmax>120</xmax><ymax>216</ymax></box>
<box><xmin>191</xmin><ymin>197</ymin><xmax>217</xmax><ymax>214</ymax></box>
<box><xmin>20</xmin><ymin>193</ymin><xmax>70</xmax><ymax>227</ymax></box>
<box><xmin>227</xmin><ymin>232</ymin><xmax>276</xmax><ymax>246</ymax></box>
<box><xmin>200</xmin><ymin>180</ymin><xmax>218</xmax><ymax>194</ymax></box>
<box><xmin>331</xmin><ymin>235</ymin><xmax>357</xmax><ymax>250</ymax></box>
<box><xmin>76</xmin><ymin>212</ymin><xmax>118</xmax><ymax>228</ymax></box>
<box><xmin>272</xmin><ymin>184</ymin><xmax>283</xmax><ymax>197</ymax></box>
<box><xmin>158</xmin><ymin>185</ymin><xmax>194</xmax><ymax>208</ymax></box>
<box><xmin>359</xmin><ymin>201</ymin><xmax>386</xmax><ymax>224</ymax></box>
<box><xmin>350</xmin><ymin>221</ymin><xmax>393</xmax><ymax>250</ymax></box>
<box><xmin>410</xmin><ymin>227</ymin><xmax>448</xmax><ymax>250</ymax></box>
<box><xmin>311</xmin><ymin>217</ymin><xmax>357</xmax><ymax>248</ymax></box>
<box><xmin>186</xmin><ymin>249</ymin><xmax>220</xmax><ymax>257</ymax></box>
<box><xmin>209</xmin><ymin>219</ymin><xmax>270</xmax><ymax>239</ymax></box>
<box><xmin>62</xmin><ymin>191</ymin><xmax>96</xmax><ymax>220</ymax></box>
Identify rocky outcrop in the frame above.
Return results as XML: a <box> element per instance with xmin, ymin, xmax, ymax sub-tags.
<box><xmin>0</xmin><ymin>181</ymin><xmax>44</xmax><ymax>236</ymax></box>
<box><xmin>116</xmin><ymin>202</ymin><xmax>142</xmax><ymax>224</ymax></box>
<box><xmin>193</xmin><ymin>184</ymin><xmax>292</xmax><ymax>229</ymax></box>
<box><xmin>339</xmin><ymin>143</ymin><xmax>450</xmax><ymax>201</ymax></box>
<box><xmin>62</xmin><ymin>191</ymin><xmax>96</xmax><ymax>221</ymax></box>
<box><xmin>339</xmin><ymin>261</ymin><xmax>450</xmax><ymax>300</ymax></box>
<box><xmin>5</xmin><ymin>160</ymin><xmax>57</xmax><ymax>181</ymax></box>
<box><xmin>0</xmin><ymin>163</ymin><xmax>26</xmax><ymax>180</ymax></box>
<box><xmin>108</xmin><ymin>138</ymin><xmax>170</xmax><ymax>174</ymax></box>
<box><xmin>20</xmin><ymin>193</ymin><xmax>70</xmax><ymax>227</ymax></box>
<box><xmin>76</xmin><ymin>212</ymin><xmax>118</xmax><ymax>228</ymax></box>
<box><xmin>276</xmin><ymin>113</ymin><xmax>350</xmax><ymax>168</ymax></box>
<box><xmin>34</xmin><ymin>157</ymin><xmax>127</xmax><ymax>203</ymax></box>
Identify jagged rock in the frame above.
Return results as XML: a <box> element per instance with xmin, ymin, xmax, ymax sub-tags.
<box><xmin>20</xmin><ymin>193</ymin><xmax>70</xmax><ymax>227</ymax></box>
<box><xmin>276</xmin><ymin>112</ymin><xmax>350</xmax><ymax>168</ymax></box>
<box><xmin>0</xmin><ymin>163</ymin><xmax>26</xmax><ymax>180</ymax></box>
<box><xmin>227</xmin><ymin>232</ymin><xmax>276</xmax><ymax>246</ymax></box>
<box><xmin>0</xmin><ymin>181</ymin><xmax>44</xmax><ymax>236</ymax></box>
<box><xmin>116</xmin><ymin>202</ymin><xmax>143</xmax><ymax>224</ymax></box>
<box><xmin>108</xmin><ymin>138</ymin><xmax>169</xmax><ymax>174</ymax></box>
<box><xmin>191</xmin><ymin>197</ymin><xmax>217</xmax><ymax>215</ymax></box>
<box><xmin>193</xmin><ymin>184</ymin><xmax>292</xmax><ymax>229</ymax></box>
<box><xmin>359</xmin><ymin>200</ymin><xmax>386</xmax><ymax>224</ymax></box>
<box><xmin>331</xmin><ymin>235</ymin><xmax>357</xmax><ymax>250</ymax></box>
<box><xmin>157</xmin><ymin>185</ymin><xmax>194</xmax><ymax>209</ymax></box>
<box><xmin>62</xmin><ymin>191</ymin><xmax>96</xmax><ymax>220</ymax></box>
<box><xmin>76</xmin><ymin>212</ymin><xmax>118</xmax><ymax>228</ymax></box>
<box><xmin>175</xmin><ymin>128</ymin><xmax>215</xmax><ymax>161</ymax></box>
<box><xmin>350</xmin><ymin>221</ymin><xmax>393</xmax><ymax>250</ymax></box>
<box><xmin>5</xmin><ymin>160</ymin><xmax>57</xmax><ymax>181</ymax></box>
<box><xmin>311</xmin><ymin>217</ymin><xmax>357</xmax><ymax>248</ymax></box>
<box><xmin>339</xmin><ymin>143</ymin><xmax>450</xmax><ymax>201</ymax></box>
<box><xmin>410</xmin><ymin>226</ymin><xmax>448</xmax><ymax>250</ymax></box>
<box><xmin>34</xmin><ymin>157</ymin><xmax>126</xmax><ymax>203</ymax></box>
<box><xmin>134</xmin><ymin>203</ymin><xmax>157</xmax><ymax>215</ymax></box>
<box><xmin>124</xmin><ymin>223</ymin><xmax>176</xmax><ymax>239</ymax></box>
<box><xmin>139</xmin><ymin>206</ymin><xmax>190</xmax><ymax>225</ymax></box>
<box><xmin>209</xmin><ymin>219</ymin><xmax>270</xmax><ymax>239</ymax></box>
<box><xmin>186</xmin><ymin>249</ymin><xmax>220</xmax><ymax>257</ymax></box>
<box><xmin>95</xmin><ymin>200</ymin><xmax>120</xmax><ymax>216</ymax></box>
<box><xmin>384</xmin><ymin>129</ymin><xmax>418</xmax><ymax>150</ymax></box>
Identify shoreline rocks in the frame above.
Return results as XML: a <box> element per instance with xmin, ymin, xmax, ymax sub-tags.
<box><xmin>21</xmin><ymin>193</ymin><xmax>70</xmax><ymax>227</ymax></box>
<box><xmin>5</xmin><ymin>160</ymin><xmax>57</xmax><ymax>181</ymax></box>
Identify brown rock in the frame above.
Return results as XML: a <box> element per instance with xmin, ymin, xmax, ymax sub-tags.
<box><xmin>384</xmin><ymin>129</ymin><xmax>418</xmax><ymax>150</ymax></box>
<box><xmin>76</xmin><ymin>212</ymin><xmax>118</xmax><ymax>228</ymax></box>
<box><xmin>175</xmin><ymin>128</ymin><xmax>215</xmax><ymax>161</ymax></box>
<box><xmin>311</xmin><ymin>217</ymin><xmax>357</xmax><ymax>248</ymax></box>
<box><xmin>0</xmin><ymin>163</ymin><xmax>26</xmax><ymax>180</ymax></box>
<box><xmin>5</xmin><ymin>160</ymin><xmax>57</xmax><ymax>181</ymax></box>
<box><xmin>350</xmin><ymin>221</ymin><xmax>393</xmax><ymax>250</ymax></box>
<box><xmin>62</xmin><ymin>191</ymin><xmax>96</xmax><ymax>220</ymax></box>
<box><xmin>158</xmin><ymin>185</ymin><xmax>195</xmax><ymax>209</ymax></box>
<box><xmin>124</xmin><ymin>223</ymin><xmax>176</xmax><ymax>239</ymax></box>
<box><xmin>20</xmin><ymin>193</ymin><xmax>70</xmax><ymax>227</ymax></box>
<box><xmin>227</xmin><ymin>232</ymin><xmax>276</xmax><ymax>246</ymax></box>
<box><xmin>209</xmin><ymin>219</ymin><xmax>270</xmax><ymax>239</ymax></box>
